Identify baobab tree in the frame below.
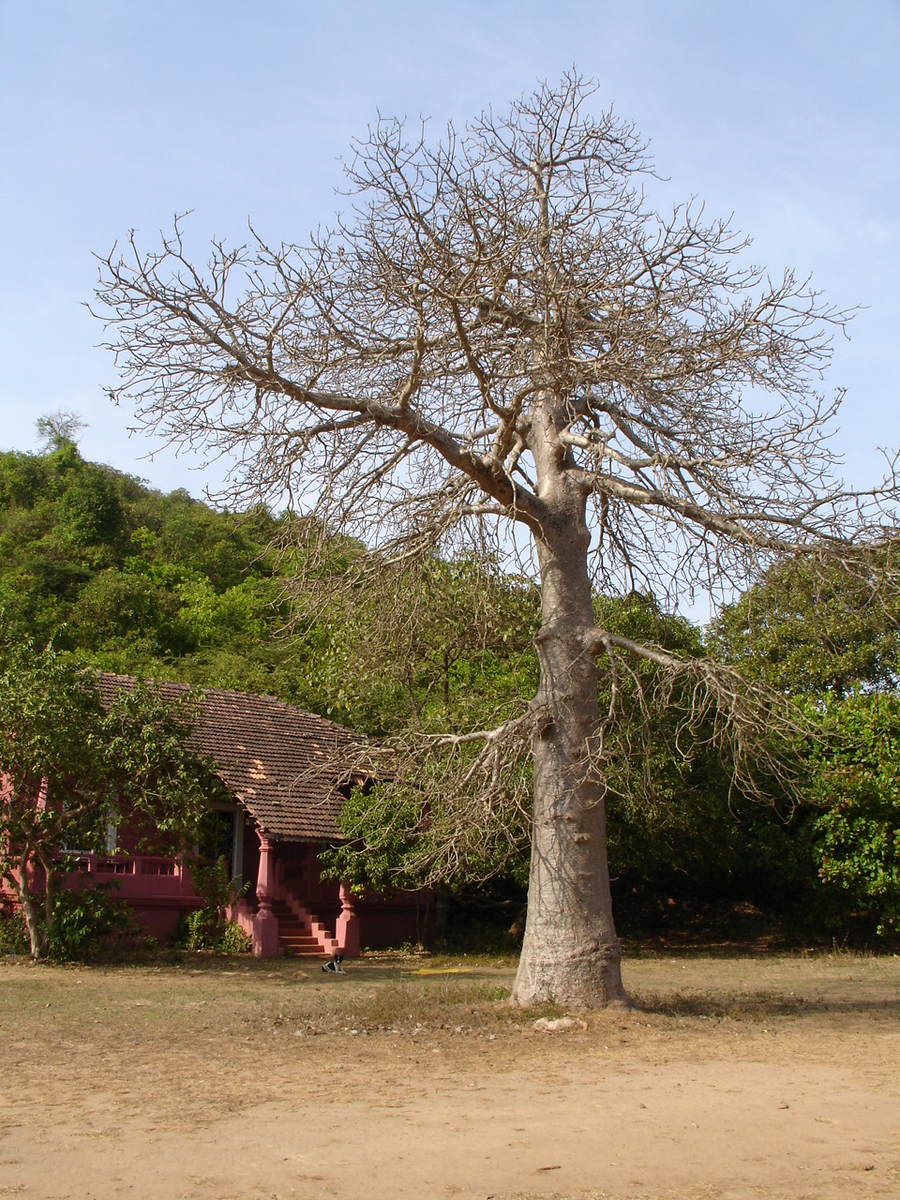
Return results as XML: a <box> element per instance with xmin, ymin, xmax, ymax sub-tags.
<box><xmin>96</xmin><ymin>74</ymin><xmax>896</xmax><ymax>1007</ymax></box>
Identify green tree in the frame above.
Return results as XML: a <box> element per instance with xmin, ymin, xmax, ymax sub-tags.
<box><xmin>35</xmin><ymin>410</ymin><xmax>86</xmax><ymax>453</ymax></box>
<box><xmin>709</xmin><ymin>552</ymin><xmax>900</xmax><ymax>698</ymax></box>
<box><xmin>56</xmin><ymin>462</ymin><xmax>125</xmax><ymax>549</ymax></box>
<box><xmin>0</xmin><ymin>644</ymin><xmax>218</xmax><ymax>958</ymax></box>
<box><xmin>709</xmin><ymin>553</ymin><xmax>900</xmax><ymax>935</ymax></box>
<box><xmin>801</xmin><ymin>695</ymin><xmax>900</xmax><ymax>934</ymax></box>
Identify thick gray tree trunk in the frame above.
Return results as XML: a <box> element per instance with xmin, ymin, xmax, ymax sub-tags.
<box><xmin>510</xmin><ymin>404</ymin><xmax>627</xmax><ymax>1008</ymax></box>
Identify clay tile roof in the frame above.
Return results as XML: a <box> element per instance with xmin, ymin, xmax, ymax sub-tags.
<box><xmin>97</xmin><ymin>674</ymin><xmax>359</xmax><ymax>842</ymax></box>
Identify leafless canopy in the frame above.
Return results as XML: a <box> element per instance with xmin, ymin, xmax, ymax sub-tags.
<box><xmin>97</xmin><ymin>73</ymin><xmax>894</xmax><ymax>602</ymax></box>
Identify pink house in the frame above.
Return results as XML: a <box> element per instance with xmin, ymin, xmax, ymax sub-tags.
<box><xmin>3</xmin><ymin>675</ymin><xmax>431</xmax><ymax>957</ymax></box>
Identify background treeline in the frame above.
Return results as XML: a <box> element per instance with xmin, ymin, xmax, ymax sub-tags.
<box><xmin>2</xmin><ymin>432</ymin><xmax>898</xmax><ymax>945</ymax></box>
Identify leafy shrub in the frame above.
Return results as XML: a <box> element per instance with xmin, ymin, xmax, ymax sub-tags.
<box><xmin>218</xmin><ymin>921</ymin><xmax>251</xmax><ymax>954</ymax></box>
<box><xmin>47</xmin><ymin>885</ymin><xmax>135</xmax><ymax>961</ymax></box>
<box><xmin>0</xmin><ymin>907</ymin><xmax>29</xmax><ymax>955</ymax></box>
<box><xmin>177</xmin><ymin>908</ymin><xmax>210</xmax><ymax>951</ymax></box>
<box><xmin>177</xmin><ymin>909</ymin><xmax>251</xmax><ymax>953</ymax></box>
<box><xmin>802</xmin><ymin>695</ymin><xmax>900</xmax><ymax>935</ymax></box>
<box><xmin>176</xmin><ymin>855</ymin><xmax>251</xmax><ymax>952</ymax></box>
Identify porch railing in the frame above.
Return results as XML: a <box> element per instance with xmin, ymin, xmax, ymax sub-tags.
<box><xmin>57</xmin><ymin>852</ymin><xmax>189</xmax><ymax>897</ymax></box>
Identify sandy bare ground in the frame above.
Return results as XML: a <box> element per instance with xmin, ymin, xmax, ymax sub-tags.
<box><xmin>1</xmin><ymin>951</ymin><xmax>898</xmax><ymax>1200</ymax></box>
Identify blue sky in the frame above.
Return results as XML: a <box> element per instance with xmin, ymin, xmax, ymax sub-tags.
<box><xmin>1</xmin><ymin>0</ymin><xmax>898</xmax><ymax>503</ymax></box>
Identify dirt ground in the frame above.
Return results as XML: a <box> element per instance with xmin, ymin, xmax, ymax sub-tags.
<box><xmin>1</xmin><ymin>950</ymin><xmax>898</xmax><ymax>1200</ymax></box>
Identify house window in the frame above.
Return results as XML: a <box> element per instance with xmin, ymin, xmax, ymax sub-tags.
<box><xmin>60</xmin><ymin>809</ymin><xmax>118</xmax><ymax>857</ymax></box>
<box><xmin>200</xmin><ymin>806</ymin><xmax>244</xmax><ymax>882</ymax></box>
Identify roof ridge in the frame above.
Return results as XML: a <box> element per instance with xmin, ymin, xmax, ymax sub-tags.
<box><xmin>97</xmin><ymin>671</ymin><xmax>354</xmax><ymax>735</ymax></box>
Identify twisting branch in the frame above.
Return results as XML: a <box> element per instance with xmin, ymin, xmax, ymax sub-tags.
<box><xmin>584</xmin><ymin>626</ymin><xmax>805</xmax><ymax>804</ymax></box>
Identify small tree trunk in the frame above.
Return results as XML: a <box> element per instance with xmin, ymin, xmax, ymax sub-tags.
<box><xmin>15</xmin><ymin>852</ymin><xmax>47</xmax><ymax>959</ymax></box>
<box><xmin>510</xmin><ymin>483</ymin><xmax>627</xmax><ymax>1008</ymax></box>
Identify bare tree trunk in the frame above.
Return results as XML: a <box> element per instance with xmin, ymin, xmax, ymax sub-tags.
<box><xmin>14</xmin><ymin>851</ymin><xmax>47</xmax><ymax>959</ymax></box>
<box><xmin>511</xmin><ymin>475</ymin><xmax>627</xmax><ymax>1007</ymax></box>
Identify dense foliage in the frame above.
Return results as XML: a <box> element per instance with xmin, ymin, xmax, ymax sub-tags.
<box><xmin>0</xmin><ymin>438</ymin><xmax>306</xmax><ymax>695</ymax></box>
<box><xmin>45</xmin><ymin>884</ymin><xmax>135</xmax><ymax>961</ymax></box>
<box><xmin>0</xmin><ymin>439</ymin><xmax>538</xmax><ymax>732</ymax></box>
<box><xmin>0</xmin><ymin>641</ymin><xmax>219</xmax><ymax>956</ymax></box>
<box><xmin>322</xmin><ymin>591</ymin><xmax>804</xmax><ymax>929</ymax></box>
<box><xmin>3</xmin><ymin>432</ymin><xmax>899</xmax><ymax>945</ymax></box>
<box><xmin>712</xmin><ymin>556</ymin><xmax>900</xmax><ymax>937</ymax></box>
<box><xmin>794</xmin><ymin>695</ymin><xmax>900</xmax><ymax>934</ymax></box>
<box><xmin>708</xmin><ymin>553</ymin><xmax>900</xmax><ymax>698</ymax></box>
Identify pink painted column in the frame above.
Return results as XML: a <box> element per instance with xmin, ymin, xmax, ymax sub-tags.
<box><xmin>251</xmin><ymin>834</ymin><xmax>279</xmax><ymax>958</ymax></box>
<box><xmin>335</xmin><ymin>882</ymin><xmax>360</xmax><ymax>958</ymax></box>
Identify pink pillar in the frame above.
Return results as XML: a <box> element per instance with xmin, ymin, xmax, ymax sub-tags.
<box><xmin>252</xmin><ymin>834</ymin><xmax>279</xmax><ymax>958</ymax></box>
<box><xmin>335</xmin><ymin>882</ymin><xmax>360</xmax><ymax>958</ymax></box>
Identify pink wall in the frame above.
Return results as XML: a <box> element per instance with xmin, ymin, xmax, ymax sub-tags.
<box><xmin>2</xmin><ymin>833</ymin><xmax>433</xmax><ymax>952</ymax></box>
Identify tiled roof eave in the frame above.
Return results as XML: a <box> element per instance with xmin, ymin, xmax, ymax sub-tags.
<box><xmin>259</xmin><ymin>832</ymin><xmax>349</xmax><ymax>845</ymax></box>
<box><xmin>96</xmin><ymin>673</ymin><xmax>359</xmax><ymax>843</ymax></box>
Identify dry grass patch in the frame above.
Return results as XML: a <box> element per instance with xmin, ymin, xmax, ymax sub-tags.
<box><xmin>2</xmin><ymin>951</ymin><xmax>899</xmax><ymax>1200</ymax></box>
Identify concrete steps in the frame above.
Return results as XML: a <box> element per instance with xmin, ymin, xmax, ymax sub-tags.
<box><xmin>270</xmin><ymin>899</ymin><xmax>333</xmax><ymax>956</ymax></box>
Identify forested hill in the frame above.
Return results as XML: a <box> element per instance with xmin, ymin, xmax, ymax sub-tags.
<box><xmin>0</xmin><ymin>437</ymin><xmax>542</xmax><ymax>738</ymax></box>
<box><xmin>0</xmin><ymin>438</ymin><xmax>305</xmax><ymax>699</ymax></box>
